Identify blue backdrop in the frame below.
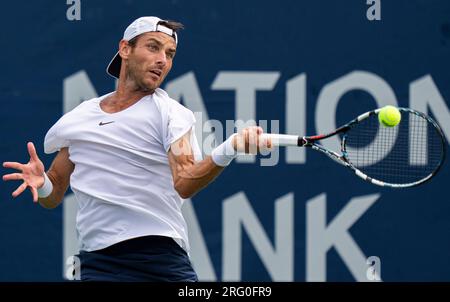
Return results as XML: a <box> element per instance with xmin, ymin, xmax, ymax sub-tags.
<box><xmin>0</xmin><ymin>0</ymin><xmax>449</xmax><ymax>281</ymax></box>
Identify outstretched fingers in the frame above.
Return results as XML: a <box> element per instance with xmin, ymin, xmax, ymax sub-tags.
<box><xmin>2</xmin><ymin>173</ymin><xmax>23</xmax><ymax>181</ymax></box>
<box><xmin>31</xmin><ymin>187</ymin><xmax>38</xmax><ymax>203</ymax></box>
<box><xmin>27</xmin><ymin>142</ymin><xmax>40</xmax><ymax>162</ymax></box>
<box><xmin>3</xmin><ymin>162</ymin><xmax>23</xmax><ymax>171</ymax></box>
<box><xmin>12</xmin><ymin>182</ymin><xmax>27</xmax><ymax>198</ymax></box>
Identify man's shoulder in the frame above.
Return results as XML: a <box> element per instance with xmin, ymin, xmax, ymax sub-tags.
<box><xmin>154</xmin><ymin>88</ymin><xmax>193</xmax><ymax>115</ymax></box>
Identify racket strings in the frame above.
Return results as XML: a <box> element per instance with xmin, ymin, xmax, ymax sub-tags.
<box><xmin>344</xmin><ymin>111</ymin><xmax>444</xmax><ymax>185</ymax></box>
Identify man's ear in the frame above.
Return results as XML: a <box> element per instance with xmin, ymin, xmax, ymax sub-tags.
<box><xmin>118</xmin><ymin>40</ymin><xmax>131</xmax><ymax>60</ymax></box>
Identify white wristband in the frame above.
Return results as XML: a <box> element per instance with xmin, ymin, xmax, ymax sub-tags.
<box><xmin>38</xmin><ymin>173</ymin><xmax>53</xmax><ymax>198</ymax></box>
<box><xmin>211</xmin><ymin>134</ymin><xmax>238</xmax><ymax>167</ymax></box>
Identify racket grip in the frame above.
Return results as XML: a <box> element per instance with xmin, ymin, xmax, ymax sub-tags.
<box><xmin>260</xmin><ymin>134</ymin><xmax>300</xmax><ymax>147</ymax></box>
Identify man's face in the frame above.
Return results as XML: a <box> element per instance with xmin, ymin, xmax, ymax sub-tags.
<box><xmin>124</xmin><ymin>32</ymin><xmax>177</xmax><ymax>91</ymax></box>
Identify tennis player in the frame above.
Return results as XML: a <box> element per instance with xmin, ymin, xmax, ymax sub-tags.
<box><xmin>2</xmin><ymin>16</ymin><xmax>271</xmax><ymax>281</ymax></box>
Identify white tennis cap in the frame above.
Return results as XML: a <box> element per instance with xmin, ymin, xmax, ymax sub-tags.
<box><xmin>106</xmin><ymin>16</ymin><xmax>178</xmax><ymax>79</ymax></box>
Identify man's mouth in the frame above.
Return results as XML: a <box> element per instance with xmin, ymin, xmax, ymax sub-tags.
<box><xmin>149</xmin><ymin>69</ymin><xmax>162</xmax><ymax>77</ymax></box>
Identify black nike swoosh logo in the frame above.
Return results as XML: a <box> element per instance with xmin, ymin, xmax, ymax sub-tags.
<box><xmin>99</xmin><ymin>121</ymin><xmax>115</xmax><ymax>126</ymax></box>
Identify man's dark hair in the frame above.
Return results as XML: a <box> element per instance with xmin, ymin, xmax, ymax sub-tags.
<box><xmin>128</xmin><ymin>20</ymin><xmax>184</xmax><ymax>47</ymax></box>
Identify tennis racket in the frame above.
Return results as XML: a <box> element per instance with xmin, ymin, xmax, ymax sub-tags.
<box><xmin>261</xmin><ymin>108</ymin><xmax>446</xmax><ymax>188</ymax></box>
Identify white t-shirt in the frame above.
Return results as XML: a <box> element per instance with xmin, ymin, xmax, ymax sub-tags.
<box><xmin>44</xmin><ymin>88</ymin><xmax>201</xmax><ymax>252</ymax></box>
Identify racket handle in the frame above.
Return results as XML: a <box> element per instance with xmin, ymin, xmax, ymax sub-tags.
<box><xmin>260</xmin><ymin>134</ymin><xmax>300</xmax><ymax>147</ymax></box>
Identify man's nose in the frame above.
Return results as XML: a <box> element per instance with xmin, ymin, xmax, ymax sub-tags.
<box><xmin>155</xmin><ymin>50</ymin><xmax>167</xmax><ymax>66</ymax></box>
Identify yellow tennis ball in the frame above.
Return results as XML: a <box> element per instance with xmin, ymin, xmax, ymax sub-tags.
<box><xmin>378</xmin><ymin>106</ymin><xmax>401</xmax><ymax>127</ymax></box>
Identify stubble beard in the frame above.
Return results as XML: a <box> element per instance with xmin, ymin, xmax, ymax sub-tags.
<box><xmin>126</xmin><ymin>60</ymin><xmax>158</xmax><ymax>93</ymax></box>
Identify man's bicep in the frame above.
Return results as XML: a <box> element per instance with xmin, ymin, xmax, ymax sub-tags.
<box><xmin>167</xmin><ymin>131</ymin><xmax>196</xmax><ymax>178</ymax></box>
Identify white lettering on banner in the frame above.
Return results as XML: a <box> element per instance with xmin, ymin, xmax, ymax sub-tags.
<box><xmin>62</xmin><ymin>71</ymin><xmax>98</xmax><ymax>279</ymax></box>
<box><xmin>165</xmin><ymin>72</ymin><xmax>215</xmax><ymax>156</ymax></box>
<box><xmin>410</xmin><ymin>75</ymin><xmax>450</xmax><ymax>165</ymax></box>
<box><xmin>62</xmin><ymin>70</ymin><xmax>449</xmax><ymax>281</ymax></box>
<box><xmin>316</xmin><ymin>71</ymin><xmax>398</xmax><ymax>167</ymax></box>
<box><xmin>306</xmin><ymin>193</ymin><xmax>381</xmax><ymax>282</ymax></box>
<box><xmin>286</xmin><ymin>74</ymin><xmax>307</xmax><ymax>164</ymax></box>
<box><xmin>187</xmin><ymin>191</ymin><xmax>379</xmax><ymax>281</ymax></box>
<box><xmin>62</xmin><ymin>70</ymin><xmax>450</xmax><ymax>162</ymax></box>
<box><xmin>222</xmin><ymin>192</ymin><xmax>294</xmax><ymax>281</ymax></box>
<box><xmin>182</xmin><ymin>200</ymin><xmax>217</xmax><ymax>281</ymax></box>
<box><xmin>63</xmin><ymin>193</ymin><xmax>78</xmax><ymax>280</ymax></box>
<box><xmin>212</xmin><ymin>72</ymin><xmax>280</xmax><ymax>163</ymax></box>
<box><xmin>63</xmin><ymin>70</ymin><xmax>98</xmax><ymax>113</ymax></box>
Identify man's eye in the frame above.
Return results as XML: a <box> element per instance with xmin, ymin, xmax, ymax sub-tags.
<box><xmin>148</xmin><ymin>44</ymin><xmax>158</xmax><ymax>51</ymax></box>
<box><xmin>167</xmin><ymin>52</ymin><xmax>175</xmax><ymax>59</ymax></box>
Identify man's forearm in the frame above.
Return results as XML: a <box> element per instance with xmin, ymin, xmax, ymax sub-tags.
<box><xmin>38</xmin><ymin>171</ymin><xmax>65</xmax><ymax>209</ymax></box>
<box><xmin>172</xmin><ymin>156</ymin><xmax>225</xmax><ymax>199</ymax></box>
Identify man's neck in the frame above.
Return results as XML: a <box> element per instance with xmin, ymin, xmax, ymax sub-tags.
<box><xmin>100</xmin><ymin>78</ymin><xmax>156</xmax><ymax>113</ymax></box>
<box><xmin>116</xmin><ymin>77</ymin><xmax>155</xmax><ymax>103</ymax></box>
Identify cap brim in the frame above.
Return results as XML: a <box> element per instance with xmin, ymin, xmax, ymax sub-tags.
<box><xmin>106</xmin><ymin>51</ymin><xmax>121</xmax><ymax>79</ymax></box>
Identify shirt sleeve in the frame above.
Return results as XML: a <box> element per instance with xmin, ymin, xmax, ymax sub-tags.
<box><xmin>163</xmin><ymin>102</ymin><xmax>196</xmax><ymax>152</ymax></box>
<box><xmin>44</xmin><ymin>116</ymin><xmax>70</xmax><ymax>154</ymax></box>
<box><xmin>43</xmin><ymin>99</ymin><xmax>91</xmax><ymax>154</ymax></box>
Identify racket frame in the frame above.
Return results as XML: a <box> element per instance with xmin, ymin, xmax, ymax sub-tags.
<box><xmin>264</xmin><ymin>108</ymin><xmax>446</xmax><ymax>188</ymax></box>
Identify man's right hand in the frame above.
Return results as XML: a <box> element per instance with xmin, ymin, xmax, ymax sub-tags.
<box><xmin>232</xmin><ymin>126</ymin><xmax>272</xmax><ymax>154</ymax></box>
<box><xmin>2</xmin><ymin>142</ymin><xmax>45</xmax><ymax>202</ymax></box>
